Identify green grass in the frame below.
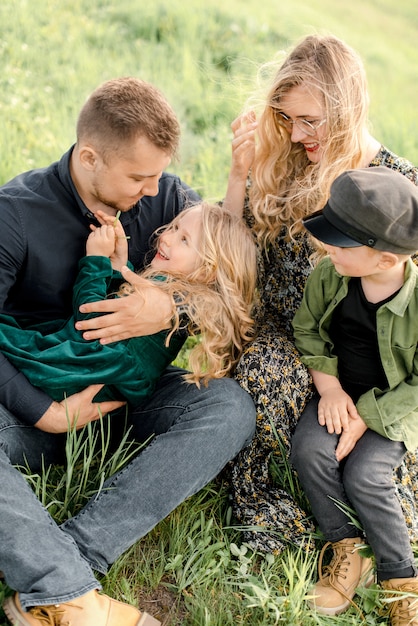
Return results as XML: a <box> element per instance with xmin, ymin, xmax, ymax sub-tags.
<box><xmin>0</xmin><ymin>0</ymin><xmax>417</xmax><ymax>624</ymax></box>
<box><xmin>0</xmin><ymin>420</ymin><xmax>393</xmax><ymax>624</ymax></box>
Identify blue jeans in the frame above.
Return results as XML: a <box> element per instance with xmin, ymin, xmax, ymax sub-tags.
<box><xmin>0</xmin><ymin>367</ymin><xmax>255</xmax><ymax>609</ymax></box>
<box><xmin>291</xmin><ymin>397</ymin><xmax>417</xmax><ymax>581</ymax></box>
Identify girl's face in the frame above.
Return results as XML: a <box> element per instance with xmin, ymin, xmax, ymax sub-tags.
<box><xmin>151</xmin><ymin>207</ymin><xmax>203</xmax><ymax>275</ymax></box>
<box><xmin>279</xmin><ymin>84</ymin><xmax>327</xmax><ymax>163</ymax></box>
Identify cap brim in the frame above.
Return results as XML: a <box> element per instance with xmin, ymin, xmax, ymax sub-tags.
<box><xmin>302</xmin><ymin>210</ymin><xmax>363</xmax><ymax>248</ymax></box>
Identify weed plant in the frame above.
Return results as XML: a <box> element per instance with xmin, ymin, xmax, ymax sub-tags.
<box><xmin>0</xmin><ymin>0</ymin><xmax>417</xmax><ymax>624</ymax></box>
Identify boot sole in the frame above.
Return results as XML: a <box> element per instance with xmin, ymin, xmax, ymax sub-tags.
<box><xmin>3</xmin><ymin>594</ymin><xmax>161</xmax><ymax>626</ymax></box>
<box><xmin>3</xmin><ymin>595</ymin><xmax>29</xmax><ymax>626</ymax></box>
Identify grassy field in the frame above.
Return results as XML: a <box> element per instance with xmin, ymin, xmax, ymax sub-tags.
<box><xmin>0</xmin><ymin>0</ymin><xmax>417</xmax><ymax>624</ymax></box>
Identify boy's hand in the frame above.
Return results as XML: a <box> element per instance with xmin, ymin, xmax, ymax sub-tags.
<box><xmin>318</xmin><ymin>387</ymin><xmax>360</xmax><ymax>434</ymax></box>
<box><xmin>335</xmin><ymin>417</ymin><xmax>368</xmax><ymax>461</ymax></box>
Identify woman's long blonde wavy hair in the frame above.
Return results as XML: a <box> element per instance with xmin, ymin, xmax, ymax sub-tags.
<box><xmin>248</xmin><ymin>34</ymin><xmax>371</xmax><ymax>248</ymax></box>
<box><xmin>121</xmin><ymin>203</ymin><xmax>257</xmax><ymax>385</ymax></box>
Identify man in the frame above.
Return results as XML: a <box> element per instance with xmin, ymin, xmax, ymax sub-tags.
<box><xmin>0</xmin><ymin>77</ymin><xmax>255</xmax><ymax>626</ymax></box>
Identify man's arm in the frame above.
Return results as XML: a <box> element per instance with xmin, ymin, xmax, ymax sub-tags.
<box><xmin>0</xmin><ymin>200</ymin><xmax>56</xmax><ymax>423</ymax></box>
<box><xmin>0</xmin><ymin>353</ymin><xmax>53</xmax><ymax>422</ymax></box>
<box><xmin>76</xmin><ymin>266</ymin><xmax>174</xmax><ymax>344</ymax></box>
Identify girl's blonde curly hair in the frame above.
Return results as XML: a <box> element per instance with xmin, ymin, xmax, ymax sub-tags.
<box><xmin>120</xmin><ymin>202</ymin><xmax>258</xmax><ymax>385</ymax></box>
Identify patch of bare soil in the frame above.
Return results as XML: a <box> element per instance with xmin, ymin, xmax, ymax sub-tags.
<box><xmin>137</xmin><ymin>583</ymin><xmax>188</xmax><ymax>626</ymax></box>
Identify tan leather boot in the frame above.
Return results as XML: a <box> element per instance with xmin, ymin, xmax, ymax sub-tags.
<box><xmin>382</xmin><ymin>577</ymin><xmax>418</xmax><ymax>625</ymax></box>
<box><xmin>3</xmin><ymin>589</ymin><xmax>161</xmax><ymax>626</ymax></box>
<box><xmin>308</xmin><ymin>537</ymin><xmax>374</xmax><ymax>615</ymax></box>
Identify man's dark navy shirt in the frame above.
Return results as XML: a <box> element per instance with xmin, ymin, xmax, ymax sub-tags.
<box><xmin>0</xmin><ymin>146</ymin><xmax>200</xmax><ymax>423</ymax></box>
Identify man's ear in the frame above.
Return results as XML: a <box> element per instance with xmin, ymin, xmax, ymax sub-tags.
<box><xmin>78</xmin><ymin>145</ymin><xmax>99</xmax><ymax>171</ymax></box>
<box><xmin>378</xmin><ymin>251</ymin><xmax>399</xmax><ymax>269</ymax></box>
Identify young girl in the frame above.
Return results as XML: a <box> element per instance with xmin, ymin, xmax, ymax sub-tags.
<box><xmin>0</xmin><ymin>202</ymin><xmax>257</xmax><ymax>417</ymax></box>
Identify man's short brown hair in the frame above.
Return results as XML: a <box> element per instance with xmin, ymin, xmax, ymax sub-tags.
<box><xmin>76</xmin><ymin>77</ymin><xmax>180</xmax><ymax>160</ymax></box>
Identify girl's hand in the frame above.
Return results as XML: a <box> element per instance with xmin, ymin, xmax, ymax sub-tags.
<box><xmin>86</xmin><ymin>224</ymin><xmax>117</xmax><ymax>258</ymax></box>
<box><xmin>88</xmin><ymin>211</ymin><xmax>129</xmax><ymax>270</ymax></box>
<box><xmin>109</xmin><ymin>214</ymin><xmax>129</xmax><ymax>271</ymax></box>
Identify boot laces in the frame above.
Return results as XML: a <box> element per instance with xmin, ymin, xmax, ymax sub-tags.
<box><xmin>386</xmin><ymin>586</ymin><xmax>418</xmax><ymax>625</ymax></box>
<box><xmin>318</xmin><ymin>541</ymin><xmax>351</xmax><ymax>587</ymax></box>
<box><xmin>317</xmin><ymin>540</ymin><xmax>365</xmax><ymax>619</ymax></box>
<box><xmin>30</xmin><ymin>599</ymin><xmax>83</xmax><ymax>626</ymax></box>
<box><xmin>29</xmin><ymin>605</ymin><xmax>66</xmax><ymax>626</ymax></box>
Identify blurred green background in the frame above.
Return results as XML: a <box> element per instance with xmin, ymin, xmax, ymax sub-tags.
<box><xmin>1</xmin><ymin>0</ymin><xmax>417</xmax><ymax>200</ymax></box>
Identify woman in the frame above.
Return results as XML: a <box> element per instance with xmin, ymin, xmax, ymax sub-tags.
<box><xmin>223</xmin><ymin>33</ymin><xmax>418</xmax><ymax>554</ymax></box>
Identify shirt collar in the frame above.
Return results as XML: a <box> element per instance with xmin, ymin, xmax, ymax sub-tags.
<box><xmin>384</xmin><ymin>258</ymin><xmax>418</xmax><ymax>317</ymax></box>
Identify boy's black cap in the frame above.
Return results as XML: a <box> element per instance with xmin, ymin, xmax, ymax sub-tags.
<box><xmin>303</xmin><ymin>167</ymin><xmax>418</xmax><ymax>255</ymax></box>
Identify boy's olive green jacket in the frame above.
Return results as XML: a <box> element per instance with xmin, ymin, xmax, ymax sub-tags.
<box><xmin>293</xmin><ymin>256</ymin><xmax>418</xmax><ymax>451</ymax></box>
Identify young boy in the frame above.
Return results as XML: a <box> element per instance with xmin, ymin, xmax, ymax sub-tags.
<box><xmin>291</xmin><ymin>166</ymin><xmax>418</xmax><ymax>625</ymax></box>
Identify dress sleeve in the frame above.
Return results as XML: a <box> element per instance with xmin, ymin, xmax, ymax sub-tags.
<box><xmin>71</xmin><ymin>256</ymin><xmax>115</xmax><ymax>321</ymax></box>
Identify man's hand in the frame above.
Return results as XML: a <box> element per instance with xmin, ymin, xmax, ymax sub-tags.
<box><xmin>76</xmin><ymin>266</ymin><xmax>173</xmax><ymax>344</ymax></box>
<box><xmin>35</xmin><ymin>384</ymin><xmax>126</xmax><ymax>433</ymax></box>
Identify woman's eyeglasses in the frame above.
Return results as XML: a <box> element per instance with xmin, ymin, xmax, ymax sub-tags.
<box><xmin>277</xmin><ymin>112</ymin><xmax>327</xmax><ymax>137</ymax></box>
